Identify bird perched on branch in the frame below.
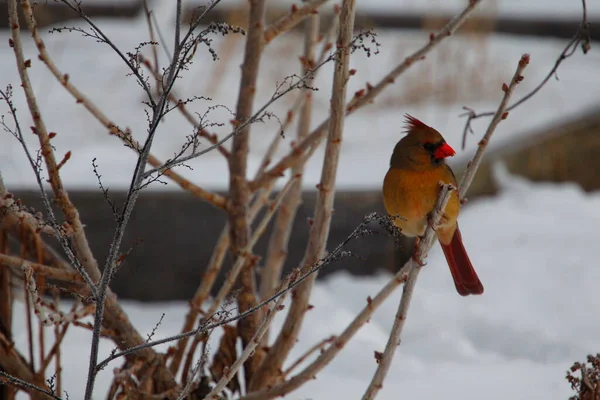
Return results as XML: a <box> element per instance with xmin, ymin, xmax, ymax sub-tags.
<box><xmin>382</xmin><ymin>114</ymin><xmax>484</xmax><ymax>296</ymax></box>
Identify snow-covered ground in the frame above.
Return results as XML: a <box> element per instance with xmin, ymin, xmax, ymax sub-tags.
<box><xmin>12</xmin><ymin>169</ymin><xmax>599</xmax><ymax>399</ymax></box>
<box><xmin>1</xmin><ymin>1</ymin><xmax>598</xmax><ymax>191</ymax></box>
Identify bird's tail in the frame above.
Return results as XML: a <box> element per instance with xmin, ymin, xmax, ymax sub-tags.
<box><xmin>440</xmin><ymin>226</ymin><xmax>484</xmax><ymax>296</ymax></box>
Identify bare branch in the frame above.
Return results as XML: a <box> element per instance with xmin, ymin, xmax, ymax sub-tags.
<box><xmin>361</xmin><ymin>184</ymin><xmax>454</xmax><ymax>399</ymax></box>
<box><xmin>460</xmin><ymin>0</ymin><xmax>589</xmax><ymax>149</ymax></box>
<box><xmin>8</xmin><ymin>0</ymin><xmax>100</xmax><ymax>295</ymax></box>
<box><xmin>263</xmin><ymin>0</ymin><xmax>328</xmax><ymax>45</ymax></box>
<box><xmin>0</xmin><ymin>371</ymin><xmax>60</xmax><ymax>400</ymax></box>
<box><xmin>249</xmin><ymin>0</ymin><xmax>356</xmax><ymax>390</ymax></box>
<box><xmin>259</xmin><ymin>13</ymin><xmax>320</xmax><ymax>310</ymax></box>
<box><xmin>203</xmin><ymin>282</ymin><xmax>289</xmax><ymax>399</ymax></box>
<box><xmin>0</xmin><ymin>253</ymin><xmax>84</xmax><ymax>284</ymax></box>
<box><xmin>249</xmin><ymin>0</ymin><xmax>483</xmax><ymax>191</ymax></box>
<box><xmin>458</xmin><ymin>54</ymin><xmax>530</xmax><ymax>196</ymax></box>
<box><xmin>227</xmin><ymin>0</ymin><xmax>267</xmax><ymax>385</ymax></box>
<box><xmin>207</xmin><ymin>178</ymin><xmax>297</xmax><ymax>320</ymax></box>
<box><xmin>21</xmin><ymin>4</ymin><xmax>227</xmax><ymax>209</ymax></box>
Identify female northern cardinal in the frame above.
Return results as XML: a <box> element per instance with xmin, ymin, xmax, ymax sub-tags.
<box><xmin>382</xmin><ymin>114</ymin><xmax>484</xmax><ymax>296</ymax></box>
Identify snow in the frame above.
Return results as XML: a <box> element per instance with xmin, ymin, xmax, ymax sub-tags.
<box><xmin>1</xmin><ymin>0</ymin><xmax>598</xmax><ymax>191</ymax></box>
<box><xmin>11</xmin><ymin>169</ymin><xmax>598</xmax><ymax>399</ymax></box>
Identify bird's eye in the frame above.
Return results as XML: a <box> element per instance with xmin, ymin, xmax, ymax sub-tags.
<box><xmin>422</xmin><ymin>142</ymin><xmax>435</xmax><ymax>152</ymax></box>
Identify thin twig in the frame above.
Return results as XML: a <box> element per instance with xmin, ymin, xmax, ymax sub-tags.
<box><xmin>460</xmin><ymin>0</ymin><xmax>589</xmax><ymax>149</ymax></box>
<box><xmin>96</xmin><ymin>210</ymin><xmax>386</xmax><ymax>371</ymax></box>
<box><xmin>458</xmin><ymin>54</ymin><xmax>530</xmax><ymax>196</ymax></box>
<box><xmin>0</xmin><ymin>371</ymin><xmax>60</xmax><ymax>400</ymax></box>
<box><xmin>138</xmin><ymin>54</ymin><xmax>231</xmax><ymax>158</ymax></box>
<box><xmin>282</xmin><ymin>335</ymin><xmax>336</xmax><ymax>377</ymax></box>
<box><xmin>249</xmin><ymin>0</ymin><xmax>483</xmax><ymax>192</ymax></box>
<box><xmin>142</xmin><ymin>0</ymin><xmax>161</xmax><ymax>91</ymax></box>
<box><xmin>22</xmin><ymin>5</ymin><xmax>227</xmax><ymax>209</ymax></box>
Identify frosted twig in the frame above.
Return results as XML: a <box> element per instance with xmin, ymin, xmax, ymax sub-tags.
<box><xmin>22</xmin><ymin>0</ymin><xmax>227</xmax><ymax>209</ymax></box>
<box><xmin>249</xmin><ymin>0</ymin><xmax>356</xmax><ymax>390</ymax></box>
<box><xmin>138</xmin><ymin>54</ymin><xmax>231</xmax><ymax>158</ymax></box>
<box><xmin>0</xmin><ymin>183</ymin><xmax>57</xmax><ymax>237</ymax></box>
<box><xmin>0</xmin><ymin>371</ymin><xmax>59</xmax><ymax>400</ymax></box>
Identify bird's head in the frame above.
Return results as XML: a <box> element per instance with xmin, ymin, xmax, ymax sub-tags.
<box><xmin>390</xmin><ymin>114</ymin><xmax>456</xmax><ymax>168</ymax></box>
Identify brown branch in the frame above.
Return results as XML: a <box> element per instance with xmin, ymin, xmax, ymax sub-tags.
<box><xmin>227</xmin><ymin>0</ymin><xmax>267</xmax><ymax>386</ymax></box>
<box><xmin>176</xmin><ymin>180</ymin><xmax>279</xmax><ymax>378</ymax></box>
<box><xmin>249</xmin><ymin>0</ymin><xmax>483</xmax><ymax>192</ymax></box>
<box><xmin>203</xmin><ymin>282</ymin><xmax>289</xmax><ymax>399</ymax></box>
<box><xmin>263</xmin><ymin>0</ymin><xmax>328</xmax><ymax>45</ymax></box>
<box><xmin>238</xmin><ymin>263</ymin><xmax>411</xmax><ymax>399</ymax></box>
<box><xmin>208</xmin><ymin>178</ymin><xmax>296</xmax><ymax>319</ymax></box>
<box><xmin>20</xmin><ymin>1</ymin><xmax>227</xmax><ymax>210</ymax></box>
<box><xmin>0</xmin><ymin>194</ymin><xmax>58</xmax><ymax>238</ymax></box>
<box><xmin>11</xmin><ymin>0</ymin><xmax>100</xmax><ymax>289</ymax></box>
<box><xmin>253</xmin><ymin>8</ymin><xmax>338</xmax><ymax>187</ymax></box>
<box><xmin>0</xmin><ymin>332</ymin><xmax>50</xmax><ymax>400</ymax></box>
<box><xmin>259</xmin><ymin>14</ymin><xmax>320</xmax><ymax>311</ymax></box>
<box><xmin>0</xmin><ymin>254</ymin><xmax>85</xmax><ymax>283</ymax></box>
<box><xmin>249</xmin><ymin>0</ymin><xmax>356</xmax><ymax>391</ymax></box>
<box><xmin>170</xmin><ymin>177</ymin><xmax>278</xmax><ymax>375</ymax></box>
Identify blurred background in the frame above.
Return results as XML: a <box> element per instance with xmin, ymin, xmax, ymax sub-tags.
<box><xmin>0</xmin><ymin>0</ymin><xmax>598</xmax><ymax>301</ymax></box>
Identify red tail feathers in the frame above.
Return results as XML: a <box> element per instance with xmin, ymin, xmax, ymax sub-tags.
<box><xmin>440</xmin><ymin>226</ymin><xmax>484</xmax><ymax>296</ymax></box>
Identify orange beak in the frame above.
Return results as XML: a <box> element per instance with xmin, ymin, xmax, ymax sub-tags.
<box><xmin>434</xmin><ymin>143</ymin><xmax>456</xmax><ymax>159</ymax></box>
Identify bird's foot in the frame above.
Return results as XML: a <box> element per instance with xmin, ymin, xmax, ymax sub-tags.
<box><xmin>412</xmin><ymin>237</ymin><xmax>427</xmax><ymax>267</ymax></box>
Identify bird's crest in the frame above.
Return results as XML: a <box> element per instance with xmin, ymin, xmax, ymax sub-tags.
<box><xmin>403</xmin><ymin>114</ymin><xmax>429</xmax><ymax>134</ymax></box>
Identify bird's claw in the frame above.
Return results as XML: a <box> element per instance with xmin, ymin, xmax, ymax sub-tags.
<box><xmin>427</xmin><ymin>217</ymin><xmax>437</xmax><ymax>231</ymax></box>
<box><xmin>412</xmin><ymin>253</ymin><xmax>427</xmax><ymax>267</ymax></box>
<box><xmin>413</xmin><ymin>237</ymin><xmax>427</xmax><ymax>267</ymax></box>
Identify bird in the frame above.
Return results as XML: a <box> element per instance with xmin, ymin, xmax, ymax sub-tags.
<box><xmin>382</xmin><ymin>114</ymin><xmax>484</xmax><ymax>296</ymax></box>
